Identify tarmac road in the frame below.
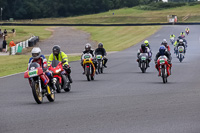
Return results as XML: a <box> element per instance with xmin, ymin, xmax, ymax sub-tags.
<box><xmin>0</xmin><ymin>25</ymin><xmax>200</xmax><ymax>133</ymax></box>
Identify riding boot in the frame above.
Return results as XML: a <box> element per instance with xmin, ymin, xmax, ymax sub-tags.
<box><xmin>104</xmin><ymin>58</ymin><xmax>108</xmax><ymax>68</ymax></box>
<box><xmin>61</xmin><ymin>75</ymin><xmax>69</xmax><ymax>89</ymax></box>
<box><xmin>68</xmin><ymin>74</ymin><xmax>73</xmax><ymax>83</ymax></box>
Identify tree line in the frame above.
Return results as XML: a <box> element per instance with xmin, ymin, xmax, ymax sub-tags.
<box><xmin>0</xmin><ymin>0</ymin><xmax>140</xmax><ymax>20</ymax></box>
<box><xmin>0</xmin><ymin>0</ymin><xmax>198</xmax><ymax>20</ymax></box>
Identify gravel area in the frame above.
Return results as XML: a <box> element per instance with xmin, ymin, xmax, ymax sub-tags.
<box><xmin>38</xmin><ymin>27</ymin><xmax>97</xmax><ymax>55</ymax></box>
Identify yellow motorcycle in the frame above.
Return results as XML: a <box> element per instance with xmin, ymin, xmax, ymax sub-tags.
<box><xmin>82</xmin><ymin>53</ymin><xmax>96</xmax><ymax>81</ymax></box>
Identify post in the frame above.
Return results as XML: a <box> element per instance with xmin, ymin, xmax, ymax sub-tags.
<box><xmin>1</xmin><ymin>8</ymin><xmax>3</xmax><ymax>27</ymax></box>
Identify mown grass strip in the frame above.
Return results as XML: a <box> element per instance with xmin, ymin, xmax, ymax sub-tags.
<box><xmin>76</xmin><ymin>26</ymin><xmax>161</xmax><ymax>51</ymax></box>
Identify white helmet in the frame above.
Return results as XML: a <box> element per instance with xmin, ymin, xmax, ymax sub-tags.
<box><xmin>179</xmin><ymin>39</ymin><xmax>183</xmax><ymax>43</ymax></box>
<box><xmin>31</xmin><ymin>47</ymin><xmax>41</xmax><ymax>59</ymax></box>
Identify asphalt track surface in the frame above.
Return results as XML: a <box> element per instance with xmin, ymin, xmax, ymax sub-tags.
<box><xmin>1</xmin><ymin>25</ymin><xmax>200</xmax><ymax>133</ymax></box>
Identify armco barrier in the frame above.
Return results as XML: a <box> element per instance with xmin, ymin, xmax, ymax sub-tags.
<box><xmin>10</xmin><ymin>36</ymin><xmax>39</xmax><ymax>55</ymax></box>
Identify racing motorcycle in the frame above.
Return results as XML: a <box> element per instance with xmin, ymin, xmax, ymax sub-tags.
<box><xmin>24</xmin><ymin>62</ymin><xmax>55</xmax><ymax>104</ymax></box>
<box><xmin>48</xmin><ymin>60</ymin><xmax>71</xmax><ymax>93</ymax></box>
<box><xmin>170</xmin><ymin>37</ymin><xmax>175</xmax><ymax>45</ymax></box>
<box><xmin>157</xmin><ymin>56</ymin><xmax>171</xmax><ymax>83</ymax></box>
<box><xmin>96</xmin><ymin>54</ymin><xmax>104</xmax><ymax>74</ymax></box>
<box><xmin>138</xmin><ymin>53</ymin><xmax>149</xmax><ymax>73</ymax></box>
<box><xmin>82</xmin><ymin>53</ymin><xmax>96</xmax><ymax>81</ymax></box>
<box><xmin>177</xmin><ymin>46</ymin><xmax>185</xmax><ymax>62</ymax></box>
<box><xmin>185</xmin><ymin>30</ymin><xmax>189</xmax><ymax>35</ymax></box>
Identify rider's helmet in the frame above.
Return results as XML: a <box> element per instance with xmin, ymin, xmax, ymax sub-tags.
<box><xmin>144</xmin><ymin>40</ymin><xmax>149</xmax><ymax>47</ymax></box>
<box><xmin>31</xmin><ymin>47</ymin><xmax>41</xmax><ymax>59</ymax></box>
<box><xmin>179</xmin><ymin>39</ymin><xmax>184</xmax><ymax>44</ymax></box>
<box><xmin>52</xmin><ymin>45</ymin><xmax>61</xmax><ymax>56</ymax></box>
<box><xmin>162</xmin><ymin>39</ymin><xmax>168</xmax><ymax>47</ymax></box>
<box><xmin>141</xmin><ymin>44</ymin><xmax>146</xmax><ymax>52</ymax></box>
<box><xmin>159</xmin><ymin>46</ymin><xmax>166</xmax><ymax>56</ymax></box>
<box><xmin>85</xmin><ymin>43</ymin><xmax>91</xmax><ymax>52</ymax></box>
<box><xmin>98</xmin><ymin>43</ymin><xmax>103</xmax><ymax>48</ymax></box>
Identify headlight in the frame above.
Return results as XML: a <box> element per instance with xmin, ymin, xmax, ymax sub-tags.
<box><xmin>55</xmin><ymin>69</ymin><xmax>61</xmax><ymax>73</ymax></box>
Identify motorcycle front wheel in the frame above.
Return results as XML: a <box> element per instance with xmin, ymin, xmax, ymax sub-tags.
<box><xmin>46</xmin><ymin>85</ymin><xmax>55</xmax><ymax>102</ymax></box>
<box><xmin>161</xmin><ymin>68</ymin><xmax>167</xmax><ymax>83</ymax></box>
<box><xmin>31</xmin><ymin>80</ymin><xmax>43</xmax><ymax>104</ymax></box>
<box><xmin>86</xmin><ymin>67</ymin><xmax>91</xmax><ymax>81</ymax></box>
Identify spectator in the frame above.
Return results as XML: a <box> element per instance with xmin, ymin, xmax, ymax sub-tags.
<box><xmin>2</xmin><ymin>37</ymin><xmax>7</xmax><ymax>52</ymax></box>
<box><xmin>12</xmin><ymin>29</ymin><xmax>15</xmax><ymax>33</ymax></box>
<box><xmin>4</xmin><ymin>29</ymin><xmax>7</xmax><ymax>36</ymax></box>
<box><xmin>9</xmin><ymin>39</ymin><xmax>16</xmax><ymax>47</ymax></box>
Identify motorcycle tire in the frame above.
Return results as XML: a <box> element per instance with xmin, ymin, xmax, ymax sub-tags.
<box><xmin>179</xmin><ymin>54</ymin><xmax>183</xmax><ymax>62</ymax></box>
<box><xmin>141</xmin><ymin>62</ymin><xmax>146</xmax><ymax>73</ymax></box>
<box><xmin>64</xmin><ymin>84</ymin><xmax>71</xmax><ymax>92</ymax></box>
<box><xmin>46</xmin><ymin>85</ymin><xmax>55</xmax><ymax>102</ymax></box>
<box><xmin>56</xmin><ymin>80</ymin><xmax>61</xmax><ymax>93</ymax></box>
<box><xmin>86</xmin><ymin>67</ymin><xmax>91</xmax><ymax>81</ymax></box>
<box><xmin>161</xmin><ymin>68</ymin><xmax>167</xmax><ymax>83</ymax></box>
<box><xmin>31</xmin><ymin>80</ymin><xmax>43</xmax><ymax>104</ymax></box>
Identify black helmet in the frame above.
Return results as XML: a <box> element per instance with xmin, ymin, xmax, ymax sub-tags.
<box><xmin>52</xmin><ymin>45</ymin><xmax>60</xmax><ymax>56</ymax></box>
<box><xmin>141</xmin><ymin>44</ymin><xmax>146</xmax><ymax>52</ymax></box>
<box><xmin>98</xmin><ymin>43</ymin><xmax>103</xmax><ymax>48</ymax></box>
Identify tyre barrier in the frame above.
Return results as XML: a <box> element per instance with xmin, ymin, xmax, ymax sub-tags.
<box><xmin>10</xmin><ymin>36</ymin><xmax>39</xmax><ymax>55</ymax></box>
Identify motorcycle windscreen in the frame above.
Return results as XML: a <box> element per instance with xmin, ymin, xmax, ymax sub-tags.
<box><xmin>29</xmin><ymin>62</ymin><xmax>40</xmax><ymax>70</ymax></box>
<box><xmin>51</xmin><ymin>60</ymin><xmax>60</xmax><ymax>68</ymax></box>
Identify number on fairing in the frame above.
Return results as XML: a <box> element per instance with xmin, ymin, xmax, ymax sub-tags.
<box><xmin>141</xmin><ymin>56</ymin><xmax>146</xmax><ymax>60</ymax></box>
<box><xmin>96</xmin><ymin>55</ymin><xmax>102</xmax><ymax>59</ymax></box>
<box><xmin>84</xmin><ymin>55</ymin><xmax>90</xmax><ymax>59</ymax></box>
<box><xmin>160</xmin><ymin>59</ymin><xmax>165</xmax><ymax>64</ymax></box>
<box><xmin>29</xmin><ymin>70</ymin><xmax>38</xmax><ymax>77</ymax></box>
<box><xmin>179</xmin><ymin>48</ymin><xmax>183</xmax><ymax>52</ymax></box>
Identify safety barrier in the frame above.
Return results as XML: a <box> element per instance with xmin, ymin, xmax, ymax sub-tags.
<box><xmin>10</xmin><ymin>36</ymin><xmax>39</xmax><ymax>55</ymax></box>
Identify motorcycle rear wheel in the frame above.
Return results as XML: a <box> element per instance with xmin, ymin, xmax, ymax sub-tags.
<box><xmin>31</xmin><ymin>81</ymin><xmax>43</xmax><ymax>104</ymax></box>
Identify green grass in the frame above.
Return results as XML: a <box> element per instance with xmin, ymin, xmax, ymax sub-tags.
<box><xmin>0</xmin><ymin>55</ymin><xmax>81</xmax><ymax>77</ymax></box>
<box><xmin>1</xmin><ymin>26</ymin><xmax>52</xmax><ymax>43</ymax></box>
<box><xmin>76</xmin><ymin>26</ymin><xmax>161</xmax><ymax>51</ymax></box>
<box><xmin>9</xmin><ymin>4</ymin><xmax>200</xmax><ymax>24</ymax></box>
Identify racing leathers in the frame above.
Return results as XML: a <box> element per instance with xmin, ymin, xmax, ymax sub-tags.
<box><xmin>137</xmin><ymin>47</ymin><xmax>152</xmax><ymax>67</ymax></box>
<box><xmin>28</xmin><ymin>55</ymin><xmax>51</xmax><ymax>86</ymax></box>
<box><xmin>154</xmin><ymin>51</ymin><xmax>172</xmax><ymax>76</ymax></box>
<box><xmin>95</xmin><ymin>47</ymin><xmax>108</xmax><ymax>67</ymax></box>
<box><xmin>81</xmin><ymin>49</ymin><xmax>98</xmax><ymax>74</ymax></box>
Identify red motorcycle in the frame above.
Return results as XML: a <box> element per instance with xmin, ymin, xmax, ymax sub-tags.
<box><xmin>48</xmin><ymin>60</ymin><xmax>71</xmax><ymax>93</ymax></box>
<box><xmin>24</xmin><ymin>62</ymin><xmax>55</xmax><ymax>104</ymax></box>
<box><xmin>185</xmin><ymin>30</ymin><xmax>189</xmax><ymax>35</ymax></box>
<box><xmin>156</xmin><ymin>56</ymin><xmax>171</xmax><ymax>83</ymax></box>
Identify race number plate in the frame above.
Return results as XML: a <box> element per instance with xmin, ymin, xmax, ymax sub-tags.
<box><xmin>96</xmin><ymin>55</ymin><xmax>102</xmax><ymax>59</ymax></box>
<box><xmin>28</xmin><ymin>70</ymin><xmax>38</xmax><ymax>77</ymax></box>
<box><xmin>160</xmin><ymin>59</ymin><xmax>165</xmax><ymax>64</ymax></box>
<box><xmin>84</xmin><ymin>55</ymin><xmax>90</xmax><ymax>59</ymax></box>
<box><xmin>141</xmin><ymin>56</ymin><xmax>146</xmax><ymax>60</ymax></box>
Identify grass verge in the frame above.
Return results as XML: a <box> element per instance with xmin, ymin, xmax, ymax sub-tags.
<box><xmin>76</xmin><ymin>26</ymin><xmax>161</xmax><ymax>51</ymax></box>
<box><xmin>0</xmin><ymin>55</ymin><xmax>81</xmax><ymax>77</ymax></box>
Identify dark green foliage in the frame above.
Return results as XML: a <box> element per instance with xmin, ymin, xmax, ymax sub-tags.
<box><xmin>0</xmin><ymin>0</ymin><xmax>140</xmax><ymax>19</ymax></box>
